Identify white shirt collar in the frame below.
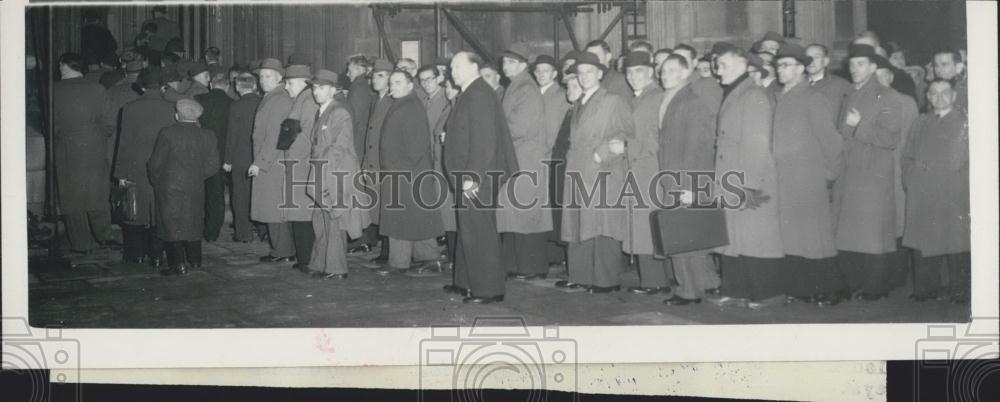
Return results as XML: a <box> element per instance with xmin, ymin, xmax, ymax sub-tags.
<box><xmin>540</xmin><ymin>82</ymin><xmax>555</xmax><ymax>94</ymax></box>
<box><xmin>581</xmin><ymin>86</ymin><xmax>599</xmax><ymax>104</ymax></box>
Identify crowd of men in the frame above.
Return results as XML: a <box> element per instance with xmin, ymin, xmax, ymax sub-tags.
<box><xmin>51</xmin><ymin>11</ymin><xmax>971</xmax><ymax>308</ymax></box>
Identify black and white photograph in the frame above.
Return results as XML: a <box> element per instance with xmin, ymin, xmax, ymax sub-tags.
<box><xmin>3</xmin><ymin>0</ymin><xmax>998</xmax><ymax>390</ymax></box>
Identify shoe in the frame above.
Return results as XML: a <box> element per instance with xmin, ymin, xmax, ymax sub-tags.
<box><xmin>311</xmin><ymin>271</ymin><xmax>348</xmax><ymax>280</ymax></box>
<box><xmin>747</xmin><ymin>296</ymin><xmax>786</xmax><ymax>310</ymax></box>
<box><xmin>124</xmin><ymin>255</ymin><xmax>146</xmax><ymax>264</ymax></box>
<box><xmin>259</xmin><ymin>255</ymin><xmax>296</xmax><ymax>263</ymax></box>
<box><xmin>587</xmin><ymin>285</ymin><xmax>620</xmax><ymax>294</ymax></box>
<box><xmin>628</xmin><ymin>286</ymin><xmax>665</xmax><ymax>295</ymax></box>
<box><xmin>663</xmin><ymin>295</ymin><xmax>701</xmax><ymax>306</ymax></box>
<box><xmin>704</xmin><ymin>287</ymin><xmax>721</xmax><ymax>297</ymax></box>
<box><xmin>554</xmin><ymin>280</ymin><xmax>583</xmax><ymax>289</ymax></box>
<box><xmin>785</xmin><ymin>295</ymin><xmax>816</xmax><ymax>304</ymax></box>
<box><xmin>856</xmin><ymin>292</ymin><xmax>888</xmax><ymax>302</ymax></box>
<box><xmin>160</xmin><ymin>264</ymin><xmax>188</xmax><ymax>276</ymax></box>
<box><xmin>706</xmin><ymin>295</ymin><xmax>748</xmax><ymax>308</ymax></box>
<box><xmin>148</xmin><ymin>257</ymin><xmax>163</xmax><ymax>268</ymax></box>
<box><xmin>374</xmin><ymin>267</ymin><xmax>407</xmax><ymax>276</ymax></box>
<box><xmin>909</xmin><ymin>294</ymin><xmax>935</xmax><ymax>302</ymax></box>
<box><xmin>443</xmin><ymin>284</ymin><xmax>468</xmax><ymax>296</ymax></box>
<box><xmin>814</xmin><ymin>293</ymin><xmax>843</xmax><ymax>307</ymax></box>
<box><xmin>293</xmin><ymin>263</ymin><xmax>312</xmax><ymax>274</ymax></box>
<box><xmin>404</xmin><ymin>261</ymin><xmax>443</xmax><ymax>277</ymax></box>
<box><xmin>99</xmin><ymin>240</ymin><xmax>123</xmax><ymax>250</ymax></box>
<box><xmin>513</xmin><ymin>273</ymin><xmax>547</xmax><ymax>280</ymax></box>
<box><xmin>371</xmin><ymin>255</ymin><xmax>389</xmax><ymax>264</ymax></box>
<box><xmin>462</xmin><ymin>295</ymin><xmax>504</xmax><ymax>304</ymax></box>
<box><xmin>347</xmin><ymin>244</ymin><xmax>373</xmax><ymax>254</ymax></box>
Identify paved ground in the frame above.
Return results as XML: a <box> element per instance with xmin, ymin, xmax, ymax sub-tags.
<box><xmin>28</xmin><ymin>225</ymin><xmax>969</xmax><ymax>328</ymax></box>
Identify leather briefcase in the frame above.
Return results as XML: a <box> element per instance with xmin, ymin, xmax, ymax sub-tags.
<box><xmin>276</xmin><ymin>118</ymin><xmax>302</xmax><ymax>150</ymax></box>
<box><xmin>650</xmin><ymin>207</ymin><xmax>728</xmax><ymax>258</ymax></box>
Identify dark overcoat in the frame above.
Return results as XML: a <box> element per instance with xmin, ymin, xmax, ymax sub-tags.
<box><xmin>284</xmin><ymin>88</ymin><xmax>320</xmax><ymax>221</ymax></box>
<box><xmin>560</xmin><ymin>87</ymin><xmax>635</xmax><ymax>244</ymax></box>
<box><xmin>497</xmin><ymin>72</ymin><xmax>552</xmax><ymax>234</ymax></box>
<box><xmin>891</xmin><ymin>90</ymin><xmax>920</xmax><ymax>238</ymax></box>
<box><xmin>346</xmin><ymin>76</ymin><xmax>375</xmax><ymax>161</ymax></box>
<box><xmin>902</xmin><ymin>110</ymin><xmax>969</xmax><ymax>256</ymax></box>
<box><xmin>624</xmin><ymin>83</ymin><xmax>665</xmax><ymax>255</ymax></box>
<box><xmin>148</xmin><ymin>122</ymin><xmax>220</xmax><ymax>241</ymax></box>
<box><xmin>378</xmin><ymin>92</ymin><xmax>445</xmax><ymax>240</ymax></box>
<box><xmin>250</xmin><ymin>88</ymin><xmax>294</xmax><ymax>223</ymax></box>
<box><xmin>772</xmin><ymin>80</ymin><xmax>843</xmax><ymax>259</ymax></box>
<box><xmin>114</xmin><ymin>90</ymin><xmax>177</xmax><ymax>226</ymax></box>
<box><xmin>810</xmin><ymin>73</ymin><xmax>851</xmax><ymax>125</ymax></box>
<box><xmin>361</xmin><ymin>94</ymin><xmax>393</xmax><ymax>224</ymax></box>
<box><xmin>224</xmin><ymin>93</ymin><xmax>261</xmax><ymax>171</ymax></box>
<box><xmin>833</xmin><ymin>79</ymin><xmax>902</xmax><ymax>254</ymax></box>
<box><xmin>194</xmin><ymin>89</ymin><xmax>232</xmax><ymax>163</ymax></box>
<box><xmin>53</xmin><ymin>77</ymin><xmax>115</xmax><ymax>214</ymax></box>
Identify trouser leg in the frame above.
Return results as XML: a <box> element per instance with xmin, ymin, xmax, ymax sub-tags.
<box><xmin>185</xmin><ymin>240</ymin><xmax>202</xmax><ymax>267</ymax></box>
<box><xmin>719</xmin><ymin>255</ymin><xmax>750</xmax><ymax>299</ymax></box>
<box><xmin>455</xmin><ymin>205</ymin><xmax>504</xmax><ymax>298</ymax></box>
<box><xmin>592</xmin><ymin>236</ymin><xmax>625</xmax><ymax>287</ymax></box>
<box><xmin>862</xmin><ymin>252</ymin><xmax>892</xmax><ymax>296</ymax></box>
<box><xmin>413</xmin><ymin>238</ymin><xmax>442</xmax><ymax>262</ymax></box>
<box><xmin>912</xmin><ymin>250</ymin><xmax>945</xmax><ymax>297</ymax></box>
<box><xmin>445</xmin><ymin>231</ymin><xmax>458</xmax><ymax>263</ymax></box>
<box><xmin>266</xmin><ymin>222</ymin><xmax>295</xmax><ymax>258</ymax></box>
<box><xmin>567</xmin><ymin>239</ymin><xmax>596</xmax><ymax>286</ymax></box>
<box><xmin>203</xmin><ymin>172</ymin><xmax>226</xmax><ymax>241</ymax></box>
<box><xmin>121</xmin><ymin>224</ymin><xmax>147</xmax><ymax>260</ymax></box>
<box><xmin>65</xmin><ymin>212</ymin><xmax>97</xmax><ymax>251</ymax></box>
<box><xmin>504</xmin><ymin>232</ymin><xmax>549</xmax><ymax>275</ymax></box>
<box><xmin>388</xmin><ymin>237</ymin><xmax>415</xmax><ymax>270</ymax></box>
<box><xmin>637</xmin><ymin>254</ymin><xmax>669</xmax><ymax>288</ymax></box>
<box><xmin>744</xmin><ymin>256</ymin><xmax>785</xmax><ymax>301</ymax></box>
<box><xmin>231</xmin><ymin>167</ymin><xmax>254</xmax><ymax>241</ymax></box>
<box><xmin>672</xmin><ymin>254</ymin><xmax>716</xmax><ymax>299</ymax></box>
<box><xmin>165</xmin><ymin>241</ymin><xmax>187</xmax><ymax>268</ymax></box>
<box><xmin>309</xmin><ymin>210</ymin><xmax>327</xmax><ymax>270</ymax></box>
<box><xmin>87</xmin><ymin>208</ymin><xmax>113</xmax><ymax>242</ymax></box>
<box><xmin>946</xmin><ymin>252</ymin><xmax>971</xmax><ymax>301</ymax></box>
<box><xmin>290</xmin><ymin>221</ymin><xmax>315</xmax><ymax>264</ymax></box>
<box><xmin>837</xmin><ymin>251</ymin><xmax>864</xmax><ymax>294</ymax></box>
<box><xmin>147</xmin><ymin>227</ymin><xmax>165</xmax><ymax>260</ymax></box>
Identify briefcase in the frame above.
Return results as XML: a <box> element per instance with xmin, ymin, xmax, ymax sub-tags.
<box><xmin>276</xmin><ymin>118</ymin><xmax>302</xmax><ymax>150</ymax></box>
<box><xmin>650</xmin><ymin>207</ymin><xmax>728</xmax><ymax>258</ymax></box>
<box><xmin>111</xmin><ymin>181</ymin><xmax>139</xmax><ymax>223</ymax></box>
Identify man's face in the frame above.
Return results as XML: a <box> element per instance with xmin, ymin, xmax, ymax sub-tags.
<box><xmin>533</xmin><ymin>63</ymin><xmax>558</xmax><ymax>87</ymax></box>
<box><xmin>875</xmin><ymin>68</ymin><xmax>895</xmax><ymax>87</ymax></box>
<box><xmin>259</xmin><ymin>69</ymin><xmax>282</xmax><ymax>93</ymax></box>
<box><xmin>848</xmin><ymin>57</ymin><xmax>877</xmax><ymax>84</ymax></box>
<box><xmin>501</xmin><ymin>57</ymin><xmax>526</xmax><ymax>79</ymax></box>
<box><xmin>715</xmin><ymin>53</ymin><xmax>746</xmax><ymax>85</ymax></box>
<box><xmin>449</xmin><ymin>53</ymin><xmax>474</xmax><ymax>87</ymax></box>
<box><xmin>347</xmin><ymin>62</ymin><xmax>366</xmax><ymax>80</ymax></box>
<box><xmin>775</xmin><ymin>58</ymin><xmax>804</xmax><ymax>86</ymax></box>
<box><xmin>805</xmin><ymin>46</ymin><xmax>828</xmax><ymax>75</ymax></box>
<box><xmin>418</xmin><ymin>70</ymin><xmax>440</xmax><ymax>95</ymax></box>
<box><xmin>576</xmin><ymin>64</ymin><xmax>603</xmax><ymax>90</ymax></box>
<box><xmin>659</xmin><ymin>59</ymin><xmax>689</xmax><ymax>90</ymax></box>
<box><xmin>696</xmin><ymin>60</ymin><xmax>713</xmax><ymax>78</ymax></box>
<box><xmin>933</xmin><ymin>53</ymin><xmax>963</xmax><ymax>80</ymax></box>
<box><xmin>653</xmin><ymin>52</ymin><xmax>671</xmax><ymax>71</ymax></box>
<box><xmin>565</xmin><ymin>75</ymin><xmax>583</xmax><ymax>102</ymax></box>
<box><xmin>561</xmin><ymin>59</ymin><xmax>576</xmax><ymax>76</ymax></box>
<box><xmin>396</xmin><ymin>61</ymin><xmax>417</xmax><ymax>77</ymax></box>
<box><xmin>585</xmin><ymin>46</ymin><xmax>610</xmax><ymax>67</ymax></box>
<box><xmin>193</xmin><ymin>71</ymin><xmax>211</xmax><ymax>87</ymax></box>
<box><xmin>284</xmin><ymin>78</ymin><xmax>308</xmax><ymax>98</ymax></box>
<box><xmin>167</xmin><ymin>81</ymin><xmax>182</xmax><ymax>91</ymax></box>
<box><xmin>480</xmin><ymin>67</ymin><xmax>500</xmax><ymax>88</ymax></box>
<box><xmin>889</xmin><ymin>51</ymin><xmax>907</xmax><ymax>69</ymax></box>
<box><xmin>760</xmin><ymin>40</ymin><xmax>781</xmax><ymax>55</ymax></box>
<box><xmin>371</xmin><ymin>70</ymin><xmax>390</xmax><ymax>93</ymax></box>
<box><xmin>312</xmin><ymin>84</ymin><xmax>335</xmax><ymax>104</ymax></box>
<box><xmin>625</xmin><ymin>65</ymin><xmax>653</xmax><ymax>92</ymax></box>
<box><xmin>388</xmin><ymin>72</ymin><xmax>413</xmax><ymax>99</ymax></box>
<box><xmin>927</xmin><ymin>81</ymin><xmax>956</xmax><ymax>112</ymax></box>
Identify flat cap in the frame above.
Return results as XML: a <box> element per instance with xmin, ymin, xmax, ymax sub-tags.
<box><xmin>175</xmin><ymin>98</ymin><xmax>204</xmax><ymax>120</ymax></box>
<box><xmin>307</xmin><ymin>69</ymin><xmax>341</xmax><ymax>88</ymax></box>
<box><xmin>774</xmin><ymin>43</ymin><xmax>812</xmax><ymax>66</ymax></box>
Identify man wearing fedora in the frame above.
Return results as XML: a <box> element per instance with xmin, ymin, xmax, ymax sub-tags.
<box><xmin>281</xmin><ymin>61</ymin><xmax>321</xmax><ymax>272</ymax></box>
<box><xmin>833</xmin><ymin>43</ymin><xmax>904</xmax><ymax>302</ymax></box>
<box><xmin>355</xmin><ymin>59</ymin><xmax>396</xmax><ymax>263</ymax></box>
<box><xmin>771</xmin><ymin>43</ymin><xmax>844</xmax><ymax>306</ymax></box>
<box><xmin>496</xmin><ymin>44</ymin><xmax>552</xmax><ymax>280</ymax></box>
<box><xmin>184</xmin><ymin>62</ymin><xmax>212</xmax><ymax>98</ymax></box>
<box><xmin>305</xmin><ymin>69</ymin><xmax>368</xmax><ymax>280</ymax></box>
<box><xmin>533</xmin><ymin>54</ymin><xmax>572</xmax><ymax>268</ymax></box>
<box><xmin>708</xmin><ymin>43</ymin><xmax>785</xmax><ymax>310</ymax></box>
<box><xmin>249</xmin><ymin>58</ymin><xmax>297</xmax><ymax>264</ymax></box>
<box><xmin>194</xmin><ymin>70</ymin><xmax>233</xmax><ymax>243</ymax></box>
<box><xmin>621</xmin><ymin>50</ymin><xmax>671</xmax><ymax>296</ymax></box>
<box><xmin>558</xmin><ymin>51</ymin><xmax>634</xmax><ymax>294</ymax></box>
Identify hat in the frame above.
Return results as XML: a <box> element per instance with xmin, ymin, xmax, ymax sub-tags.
<box><xmin>162</xmin><ymin>65</ymin><xmax>183</xmax><ymax>83</ymax></box>
<box><xmin>307</xmin><ymin>69</ymin><xmax>341</xmax><ymax>88</ymax></box>
<box><xmin>847</xmin><ymin>43</ymin><xmax>878</xmax><ymax>61</ymax></box>
<box><xmin>176</xmin><ymin>98</ymin><xmax>204</xmax><ymax>120</ymax></box>
<box><xmin>165</xmin><ymin>38</ymin><xmax>184</xmax><ymax>54</ymax></box>
<box><xmin>561</xmin><ymin>50</ymin><xmax>581</xmax><ymax>65</ymax></box>
<box><xmin>622</xmin><ymin>50</ymin><xmax>654</xmax><ymax>69</ymax></box>
<box><xmin>774</xmin><ymin>43</ymin><xmax>812</xmax><ymax>66</ymax></box>
<box><xmin>434</xmin><ymin>56</ymin><xmax>451</xmax><ymax>66</ymax></box>
<box><xmin>371</xmin><ymin>58</ymin><xmax>393</xmax><ymax>73</ymax></box>
<box><xmin>572</xmin><ymin>52</ymin><xmax>606</xmax><ymax>74</ymax></box>
<box><xmin>287</xmin><ymin>53</ymin><xmax>312</xmax><ymax>67</ymax></box>
<box><xmin>533</xmin><ymin>54</ymin><xmax>558</xmax><ymax>69</ymax></box>
<box><xmin>100</xmin><ymin>53</ymin><xmax>120</xmax><ymax>67</ymax></box>
<box><xmin>187</xmin><ymin>62</ymin><xmax>209</xmax><ymax>78</ymax></box>
<box><xmin>125</xmin><ymin>59</ymin><xmax>145</xmax><ymax>72</ymax></box>
<box><xmin>761</xmin><ymin>31</ymin><xmax>785</xmax><ymax>44</ymax></box>
<box><xmin>137</xmin><ymin>67</ymin><xmax>163</xmax><ymax>89</ymax></box>
<box><xmin>501</xmin><ymin>43</ymin><xmax>531</xmax><ymax>63</ymax></box>
<box><xmin>284</xmin><ymin>64</ymin><xmax>312</xmax><ymax>79</ymax></box>
<box><xmin>747</xmin><ymin>53</ymin><xmax>769</xmax><ymax>78</ymax></box>
<box><xmin>873</xmin><ymin>54</ymin><xmax>893</xmax><ymax>70</ymax></box>
<box><xmin>256</xmin><ymin>58</ymin><xmax>284</xmax><ymax>75</ymax></box>
<box><xmin>750</xmin><ymin>40</ymin><xmax>763</xmax><ymax>53</ymax></box>
<box><xmin>711</xmin><ymin>42</ymin><xmax>744</xmax><ymax>58</ymax></box>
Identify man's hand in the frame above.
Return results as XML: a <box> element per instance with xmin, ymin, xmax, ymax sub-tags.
<box><xmin>845</xmin><ymin>107</ymin><xmax>861</xmax><ymax>127</ymax></box>
<box><xmin>247</xmin><ymin>164</ymin><xmax>260</xmax><ymax>177</ymax></box>
<box><xmin>742</xmin><ymin>187</ymin><xmax>771</xmax><ymax>210</ymax></box>
<box><xmin>117</xmin><ymin>178</ymin><xmax>132</xmax><ymax>186</ymax></box>
<box><xmin>679</xmin><ymin>190</ymin><xmax>694</xmax><ymax>206</ymax></box>
<box><xmin>608</xmin><ymin>138</ymin><xmax>625</xmax><ymax>155</ymax></box>
<box><xmin>592</xmin><ymin>152</ymin><xmax>603</xmax><ymax>164</ymax></box>
<box><xmin>439</xmin><ymin>131</ymin><xmax>446</xmax><ymax>143</ymax></box>
<box><xmin>462</xmin><ymin>180</ymin><xmax>479</xmax><ymax>200</ymax></box>
<box><xmin>222</xmin><ymin>163</ymin><xmax>232</xmax><ymax>173</ymax></box>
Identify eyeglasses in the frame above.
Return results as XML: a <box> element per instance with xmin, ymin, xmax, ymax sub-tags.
<box><xmin>419</xmin><ymin>77</ymin><xmax>437</xmax><ymax>83</ymax></box>
<box><xmin>776</xmin><ymin>62</ymin><xmax>801</xmax><ymax>69</ymax></box>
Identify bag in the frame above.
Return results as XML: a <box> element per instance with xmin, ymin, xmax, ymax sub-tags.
<box><xmin>650</xmin><ymin>207</ymin><xmax>729</xmax><ymax>258</ymax></box>
<box><xmin>111</xmin><ymin>181</ymin><xmax>139</xmax><ymax>222</ymax></box>
<box><xmin>276</xmin><ymin>118</ymin><xmax>302</xmax><ymax>150</ymax></box>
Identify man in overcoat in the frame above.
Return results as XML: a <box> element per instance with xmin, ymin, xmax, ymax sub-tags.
<box><xmin>443</xmin><ymin>51</ymin><xmax>519</xmax><ymax>304</ymax></box>
<box><xmin>622</xmin><ymin>51</ymin><xmax>670</xmax><ymax>296</ymax></box>
<box><xmin>931</xmin><ymin>50</ymin><xmax>967</xmax><ymax>113</ymax></box>
<box><xmin>708</xmin><ymin>43</ymin><xmax>785</xmax><ymax>309</ymax></box>
<box><xmin>113</xmin><ymin>67</ymin><xmax>176</xmax><ymax>265</ymax></box>
<box><xmin>248</xmin><ymin>58</ymin><xmax>296</xmax><ymax>263</ymax></box>
<box><xmin>148</xmin><ymin>99</ymin><xmax>220</xmax><ymax>275</ymax></box>
<box><xmin>771</xmin><ymin>44</ymin><xmax>844</xmax><ymax>305</ymax></box>
<box><xmin>534</xmin><ymin>55</ymin><xmax>572</xmax><ymax>267</ymax></box>
<box><xmin>222</xmin><ymin>74</ymin><xmax>261</xmax><ymax>242</ymax></box>
<box><xmin>657</xmin><ymin>54</ymin><xmax>721</xmax><ymax>306</ymax></box>
<box><xmin>282</xmin><ymin>63</ymin><xmax>321</xmax><ymax>272</ymax></box>
<box><xmin>53</xmin><ymin>53</ymin><xmax>118</xmax><ymax>254</ymax></box>
<box><xmin>805</xmin><ymin>44</ymin><xmax>851</xmax><ymax>123</ymax></box>
<box><xmin>305</xmin><ymin>70</ymin><xmax>369</xmax><ymax>280</ymax></box>
<box><xmin>194</xmin><ymin>72</ymin><xmax>232</xmax><ymax>242</ymax></box>
<box><xmin>559</xmin><ymin>52</ymin><xmax>635</xmax><ymax>294</ymax></box>
<box><xmin>345</xmin><ymin>55</ymin><xmax>374</xmax><ymax>160</ymax></box>
<box><xmin>496</xmin><ymin>44</ymin><xmax>553</xmax><ymax>280</ymax></box>
<box><xmin>585</xmin><ymin>40</ymin><xmax>631</xmax><ymax>99</ymax></box>
<box><xmin>357</xmin><ymin>59</ymin><xmax>395</xmax><ymax>262</ymax></box>
<box><xmin>902</xmin><ymin>79</ymin><xmax>970</xmax><ymax>304</ymax></box>
<box><xmin>833</xmin><ymin>44</ymin><xmax>904</xmax><ymax>301</ymax></box>
<box><xmin>376</xmin><ymin>71</ymin><xmax>445</xmax><ymax>275</ymax></box>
